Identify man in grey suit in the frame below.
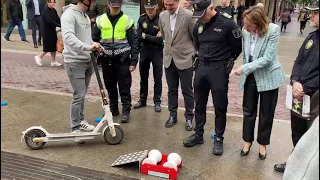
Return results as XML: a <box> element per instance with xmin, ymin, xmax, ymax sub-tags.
<box><xmin>26</xmin><ymin>0</ymin><xmax>45</xmax><ymax>48</ymax></box>
<box><xmin>159</xmin><ymin>0</ymin><xmax>197</xmax><ymax>131</ymax></box>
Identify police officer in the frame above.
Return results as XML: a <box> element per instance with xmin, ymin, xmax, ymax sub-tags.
<box><xmin>92</xmin><ymin>0</ymin><xmax>139</xmax><ymax>123</ymax></box>
<box><xmin>183</xmin><ymin>0</ymin><xmax>242</xmax><ymax>156</ymax></box>
<box><xmin>133</xmin><ymin>0</ymin><xmax>163</xmax><ymax>112</ymax></box>
<box><xmin>274</xmin><ymin>1</ymin><xmax>319</xmax><ymax>173</ymax></box>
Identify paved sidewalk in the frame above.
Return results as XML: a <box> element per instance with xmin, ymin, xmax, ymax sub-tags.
<box><xmin>1</xmin><ymin>88</ymin><xmax>292</xmax><ymax>180</ymax></box>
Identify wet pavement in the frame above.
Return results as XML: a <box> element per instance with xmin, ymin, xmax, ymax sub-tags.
<box><xmin>1</xmin><ymin>88</ymin><xmax>292</xmax><ymax>180</ymax></box>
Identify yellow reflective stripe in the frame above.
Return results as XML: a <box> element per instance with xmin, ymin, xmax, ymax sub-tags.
<box><xmin>125</xmin><ymin>19</ymin><xmax>134</xmax><ymax>30</ymax></box>
<box><xmin>96</xmin><ymin>16</ymin><xmax>102</xmax><ymax>29</ymax></box>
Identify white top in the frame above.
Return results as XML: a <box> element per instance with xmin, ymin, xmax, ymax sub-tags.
<box><xmin>33</xmin><ymin>0</ymin><xmax>40</xmax><ymax>15</ymax></box>
<box><xmin>250</xmin><ymin>33</ymin><xmax>258</xmax><ymax>56</ymax></box>
<box><xmin>169</xmin><ymin>5</ymin><xmax>180</xmax><ymax>37</ymax></box>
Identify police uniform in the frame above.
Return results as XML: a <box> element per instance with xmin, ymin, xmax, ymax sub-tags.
<box><xmin>92</xmin><ymin>0</ymin><xmax>139</xmax><ymax>123</ymax></box>
<box><xmin>274</xmin><ymin>1</ymin><xmax>319</xmax><ymax>172</ymax></box>
<box><xmin>183</xmin><ymin>0</ymin><xmax>242</xmax><ymax>155</ymax></box>
<box><xmin>133</xmin><ymin>0</ymin><xmax>164</xmax><ymax>112</ymax></box>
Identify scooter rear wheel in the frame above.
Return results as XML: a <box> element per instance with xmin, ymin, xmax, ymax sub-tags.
<box><xmin>24</xmin><ymin>129</ymin><xmax>46</xmax><ymax>150</ymax></box>
<box><xmin>103</xmin><ymin>125</ymin><xmax>124</xmax><ymax>145</ymax></box>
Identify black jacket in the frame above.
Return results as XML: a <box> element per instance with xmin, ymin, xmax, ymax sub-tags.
<box><xmin>6</xmin><ymin>0</ymin><xmax>23</xmax><ymax>22</ymax></box>
<box><xmin>92</xmin><ymin>11</ymin><xmax>139</xmax><ymax>66</ymax></box>
<box><xmin>25</xmin><ymin>0</ymin><xmax>45</xmax><ymax>20</ymax></box>
<box><xmin>290</xmin><ymin>30</ymin><xmax>319</xmax><ymax>96</ymax></box>
<box><xmin>193</xmin><ymin>12</ymin><xmax>242</xmax><ymax>62</ymax></box>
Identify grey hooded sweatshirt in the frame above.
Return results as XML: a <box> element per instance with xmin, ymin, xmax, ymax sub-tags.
<box><xmin>61</xmin><ymin>4</ymin><xmax>93</xmax><ymax>63</ymax></box>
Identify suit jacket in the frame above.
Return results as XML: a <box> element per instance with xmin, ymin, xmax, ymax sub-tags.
<box><xmin>6</xmin><ymin>0</ymin><xmax>23</xmax><ymax>22</ymax></box>
<box><xmin>159</xmin><ymin>7</ymin><xmax>196</xmax><ymax>70</ymax></box>
<box><xmin>25</xmin><ymin>0</ymin><xmax>45</xmax><ymax>20</ymax></box>
<box><xmin>239</xmin><ymin>23</ymin><xmax>286</xmax><ymax>92</ymax></box>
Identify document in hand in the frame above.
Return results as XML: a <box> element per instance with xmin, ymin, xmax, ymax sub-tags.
<box><xmin>286</xmin><ymin>85</ymin><xmax>311</xmax><ymax>118</ymax></box>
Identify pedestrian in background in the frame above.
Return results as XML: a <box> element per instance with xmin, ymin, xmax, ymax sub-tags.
<box><xmin>231</xmin><ymin>6</ymin><xmax>285</xmax><ymax>160</ymax></box>
<box><xmin>87</xmin><ymin>0</ymin><xmax>104</xmax><ymax>28</ymax></box>
<box><xmin>34</xmin><ymin>0</ymin><xmax>62</xmax><ymax>67</ymax></box>
<box><xmin>26</xmin><ymin>0</ymin><xmax>45</xmax><ymax>48</ymax></box>
<box><xmin>3</xmin><ymin>0</ymin><xmax>29</xmax><ymax>43</ymax></box>
<box><xmin>278</xmin><ymin>8</ymin><xmax>291</xmax><ymax>33</ymax></box>
<box><xmin>216</xmin><ymin>0</ymin><xmax>232</xmax><ymax>16</ymax></box>
<box><xmin>236</xmin><ymin>0</ymin><xmax>246</xmax><ymax>28</ymax></box>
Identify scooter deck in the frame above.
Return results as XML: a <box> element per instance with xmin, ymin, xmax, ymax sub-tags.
<box><xmin>47</xmin><ymin>132</ymin><xmax>100</xmax><ymax>138</ymax></box>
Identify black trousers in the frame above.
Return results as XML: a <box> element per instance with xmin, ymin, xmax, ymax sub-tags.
<box><xmin>31</xmin><ymin>15</ymin><xmax>42</xmax><ymax>45</ymax></box>
<box><xmin>139</xmin><ymin>50</ymin><xmax>163</xmax><ymax>104</ymax></box>
<box><xmin>101</xmin><ymin>57</ymin><xmax>132</xmax><ymax>114</ymax></box>
<box><xmin>281</xmin><ymin>22</ymin><xmax>288</xmax><ymax>32</ymax></box>
<box><xmin>242</xmin><ymin>74</ymin><xmax>279</xmax><ymax>145</ymax></box>
<box><xmin>165</xmin><ymin>61</ymin><xmax>194</xmax><ymax>120</ymax></box>
<box><xmin>291</xmin><ymin>111</ymin><xmax>313</xmax><ymax>147</ymax></box>
<box><xmin>300</xmin><ymin>21</ymin><xmax>307</xmax><ymax>31</ymax></box>
<box><xmin>194</xmin><ymin>62</ymin><xmax>229</xmax><ymax>138</ymax></box>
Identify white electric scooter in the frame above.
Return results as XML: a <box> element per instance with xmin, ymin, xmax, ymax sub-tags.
<box><xmin>21</xmin><ymin>52</ymin><xmax>124</xmax><ymax>150</ymax></box>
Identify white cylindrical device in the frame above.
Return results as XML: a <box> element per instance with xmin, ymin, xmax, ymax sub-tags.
<box><xmin>142</xmin><ymin>149</ymin><xmax>162</xmax><ymax>165</ymax></box>
<box><xmin>163</xmin><ymin>153</ymin><xmax>182</xmax><ymax>171</ymax></box>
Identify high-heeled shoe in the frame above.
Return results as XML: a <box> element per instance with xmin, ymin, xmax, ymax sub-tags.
<box><xmin>259</xmin><ymin>146</ymin><xmax>267</xmax><ymax>160</ymax></box>
<box><xmin>240</xmin><ymin>143</ymin><xmax>252</xmax><ymax>156</ymax></box>
<box><xmin>259</xmin><ymin>153</ymin><xmax>267</xmax><ymax>160</ymax></box>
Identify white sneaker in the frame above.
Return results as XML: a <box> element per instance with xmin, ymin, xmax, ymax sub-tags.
<box><xmin>51</xmin><ymin>61</ymin><xmax>62</xmax><ymax>67</ymax></box>
<box><xmin>80</xmin><ymin>120</ymin><xmax>95</xmax><ymax>131</ymax></box>
<box><xmin>71</xmin><ymin>129</ymin><xmax>85</xmax><ymax>143</ymax></box>
<box><xmin>34</xmin><ymin>56</ymin><xmax>42</xmax><ymax>67</ymax></box>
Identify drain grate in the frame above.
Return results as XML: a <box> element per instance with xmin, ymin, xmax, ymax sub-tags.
<box><xmin>1</xmin><ymin>151</ymin><xmax>138</xmax><ymax>180</ymax></box>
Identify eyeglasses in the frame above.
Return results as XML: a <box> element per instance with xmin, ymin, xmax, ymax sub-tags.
<box><xmin>309</xmin><ymin>10</ymin><xmax>319</xmax><ymax>17</ymax></box>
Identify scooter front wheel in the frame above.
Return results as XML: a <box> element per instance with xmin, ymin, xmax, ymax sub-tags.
<box><xmin>103</xmin><ymin>125</ymin><xmax>124</xmax><ymax>145</ymax></box>
<box><xmin>24</xmin><ymin>129</ymin><xmax>46</xmax><ymax>150</ymax></box>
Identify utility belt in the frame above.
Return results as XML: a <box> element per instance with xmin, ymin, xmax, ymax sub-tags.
<box><xmin>196</xmin><ymin>57</ymin><xmax>235</xmax><ymax>76</ymax></box>
<box><xmin>199</xmin><ymin>60</ymin><xmax>225</xmax><ymax>67</ymax></box>
<box><xmin>97</xmin><ymin>48</ymin><xmax>131</xmax><ymax>65</ymax></box>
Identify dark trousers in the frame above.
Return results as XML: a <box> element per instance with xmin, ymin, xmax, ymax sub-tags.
<box><xmin>291</xmin><ymin>111</ymin><xmax>313</xmax><ymax>147</ymax></box>
<box><xmin>194</xmin><ymin>62</ymin><xmax>229</xmax><ymax>138</ymax></box>
<box><xmin>31</xmin><ymin>15</ymin><xmax>42</xmax><ymax>45</ymax></box>
<box><xmin>242</xmin><ymin>74</ymin><xmax>279</xmax><ymax>145</ymax></box>
<box><xmin>281</xmin><ymin>22</ymin><xmax>288</xmax><ymax>32</ymax></box>
<box><xmin>139</xmin><ymin>50</ymin><xmax>163</xmax><ymax>104</ymax></box>
<box><xmin>300</xmin><ymin>21</ymin><xmax>306</xmax><ymax>31</ymax></box>
<box><xmin>101</xmin><ymin>57</ymin><xmax>132</xmax><ymax>114</ymax></box>
<box><xmin>165</xmin><ymin>61</ymin><xmax>194</xmax><ymax>120</ymax></box>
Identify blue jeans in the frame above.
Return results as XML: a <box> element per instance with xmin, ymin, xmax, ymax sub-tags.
<box><xmin>4</xmin><ymin>20</ymin><xmax>27</xmax><ymax>41</ymax></box>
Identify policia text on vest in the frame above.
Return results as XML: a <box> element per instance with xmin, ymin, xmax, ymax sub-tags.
<box><xmin>92</xmin><ymin>9</ymin><xmax>139</xmax><ymax>123</ymax></box>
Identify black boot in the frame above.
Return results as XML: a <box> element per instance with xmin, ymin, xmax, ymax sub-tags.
<box><xmin>183</xmin><ymin>134</ymin><xmax>204</xmax><ymax>147</ymax></box>
<box><xmin>121</xmin><ymin>113</ymin><xmax>130</xmax><ymax>123</ymax></box>
<box><xmin>154</xmin><ymin>104</ymin><xmax>161</xmax><ymax>112</ymax></box>
<box><xmin>133</xmin><ymin>101</ymin><xmax>146</xmax><ymax>109</ymax></box>
<box><xmin>213</xmin><ymin>137</ymin><xmax>224</xmax><ymax>155</ymax></box>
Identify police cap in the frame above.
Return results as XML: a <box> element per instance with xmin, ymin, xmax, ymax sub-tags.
<box><xmin>144</xmin><ymin>0</ymin><xmax>158</xmax><ymax>9</ymax></box>
<box><xmin>192</xmin><ymin>0</ymin><xmax>211</xmax><ymax>18</ymax></box>
<box><xmin>306</xmin><ymin>1</ymin><xmax>319</xmax><ymax>11</ymax></box>
<box><xmin>109</xmin><ymin>0</ymin><xmax>123</xmax><ymax>7</ymax></box>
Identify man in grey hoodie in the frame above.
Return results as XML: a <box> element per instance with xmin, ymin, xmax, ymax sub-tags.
<box><xmin>61</xmin><ymin>0</ymin><xmax>103</xmax><ymax>137</ymax></box>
